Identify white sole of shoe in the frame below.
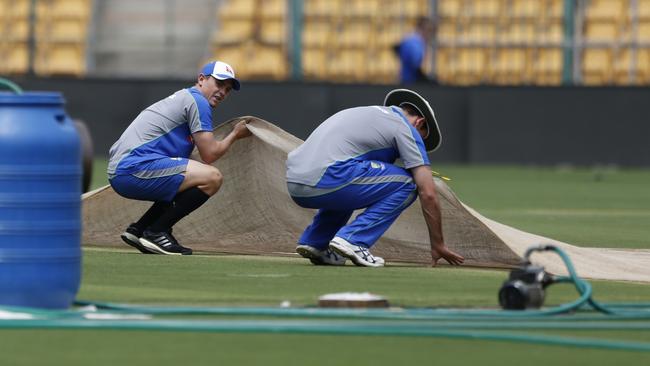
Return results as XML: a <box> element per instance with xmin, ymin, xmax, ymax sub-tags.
<box><xmin>329</xmin><ymin>239</ymin><xmax>383</xmax><ymax>267</ymax></box>
<box><xmin>296</xmin><ymin>246</ymin><xmax>321</xmax><ymax>265</ymax></box>
<box><xmin>296</xmin><ymin>246</ymin><xmax>317</xmax><ymax>258</ymax></box>
<box><xmin>120</xmin><ymin>232</ymin><xmax>155</xmax><ymax>254</ymax></box>
<box><xmin>139</xmin><ymin>238</ymin><xmax>183</xmax><ymax>256</ymax></box>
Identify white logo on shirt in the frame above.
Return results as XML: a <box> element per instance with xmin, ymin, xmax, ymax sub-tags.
<box><xmin>370</xmin><ymin>162</ymin><xmax>385</xmax><ymax>170</ymax></box>
<box><xmin>371</xmin><ymin>106</ymin><xmax>390</xmax><ymax>115</ymax></box>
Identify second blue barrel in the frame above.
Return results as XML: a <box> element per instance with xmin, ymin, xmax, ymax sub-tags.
<box><xmin>0</xmin><ymin>91</ymin><xmax>81</xmax><ymax>309</ymax></box>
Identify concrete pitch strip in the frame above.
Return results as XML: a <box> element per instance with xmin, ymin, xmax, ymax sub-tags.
<box><xmin>82</xmin><ymin>117</ymin><xmax>650</xmax><ymax>282</ymax></box>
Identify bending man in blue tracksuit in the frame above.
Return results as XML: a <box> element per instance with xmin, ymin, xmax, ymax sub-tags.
<box><xmin>286</xmin><ymin>89</ymin><xmax>464</xmax><ymax>267</ymax></box>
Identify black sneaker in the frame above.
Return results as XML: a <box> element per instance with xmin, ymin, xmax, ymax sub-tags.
<box><xmin>120</xmin><ymin>224</ymin><xmax>155</xmax><ymax>254</ymax></box>
<box><xmin>139</xmin><ymin>230</ymin><xmax>192</xmax><ymax>256</ymax></box>
<box><xmin>296</xmin><ymin>245</ymin><xmax>346</xmax><ymax>266</ymax></box>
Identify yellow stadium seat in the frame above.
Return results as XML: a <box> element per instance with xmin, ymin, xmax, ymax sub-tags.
<box><xmin>345</xmin><ymin>0</ymin><xmax>381</xmax><ymax>18</ymax></box>
<box><xmin>463</xmin><ymin>23</ymin><xmax>496</xmax><ymax>43</ymax></box>
<box><xmin>1</xmin><ymin>41</ymin><xmax>29</xmax><ymax>74</ymax></box>
<box><xmin>531</xmin><ymin>48</ymin><xmax>563</xmax><ymax>85</ymax></box>
<box><xmin>219</xmin><ymin>0</ymin><xmax>256</xmax><ymax>19</ymax></box>
<box><xmin>367</xmin><ymin>48</ymin><xmax>399</xmax><ymax>83</ymax></box>
<box><xmin>50</xmin><ymin>0</ymin><xmax>91</xmax><ymax>19</ymax></box>
<box><xmin>327</xmin><ymin>48</ymin><xmax>367</xmax><ymax>82</ymax></box>
<box><xmin>4</xmin><ymin>18</ymin><xmax>30</xmax><ymax>41</ymax></box>
<box><xmin>35</xmin><ymin>18</ymin><xmax>88</xmax><ymax>42</ymax></box>
<box><xmin>260</xmin><ymin>0</ymin><xmax>286</xmax><ymax>19</ymax></box>
<box><xmin>636</xmin><ymin>49</ymin><xmax>650</xmax><ymax>83</ymax></box>
<box><xmin>374</xmin><ymin>20</ymin><xmax>410</xmax><ymax>47</ymax></box>
<box><xmin>454</xmin><ymin>48</ymin><xmax>488</xmax><ymax>85</ymax></box>
<box><xmin>545</xmin><ymin>0</ymin><xmax>565</xmax><ymax>19</ymax></box>
<box><xmin>540</xmin><ymin>21</ymin><xmax>564</xmax><ymax>44</ymax></box>
<box><xmin>335</xmin><ymin>21</ymin><xmax>372</xmax><ymax>48</ymax></box>
<box><xmin>619</xmin><ymin>23</ymin><xmax>633</xmax><ymax>43</ymax></box>
<box><xmin>302</xmin><ymin>47</ymin><xmax>328</xmax><ymax>79</ymax></box>
<box><xmin>490</xmin><ymin>48</ymin><xmax>530</xmax><ymax>84</ymax></box>
<box><xmin>470</xmin><ymin>0</ymin><xmax>501</xmax><ymax>18</ymax></box>
<box><xmin>584</xmin><ymin>0</ymin><xmax>627</xmax><ymax>21</ymax></box>
<box><xmin>584</xmin><ymin>22</ymin><xmax>620</xmax><ymax>42</ymax></box>
<box><xmin>435</xmin><ymin>47</ymin><xmax>455</xmax><ymax>84</ymax></box>
<box><xmin>5</xmin><ymin>0</ymin><xmax>30</xmax><ymax>18</ymax></box>
<box><xmin>502</xmin><ymin>23</ymin><xmax>536</xmax><ymax>44</ymax></box>
<box><xmin>34</xmin><ymin>42</ymin><xmax>86</xmax><ymax>76</ymax></box>
<box><xmin>302</xmin><ymin>20</ymin><xmax>332</xmax><ymax>47</ymax></box>
<box><xmin>259</xmin><ymin>18</ymin><xmax>286</xmax><ymax>45</ymax></box>
<box><xmin>0</xmin><ymin>1</ymin><xmax>8</xmax><ymax>22</ymax></box>
<box><xmin>613</xmin><ymin>49</ymin><xmax>633</xmax><ymax>84</ymax></box>
<box><xmin>510</xmin><ymin>0</ymin><xmax>541</xmax><ymax>18</ymax></box>
<box><xmin>384</xmin><ymin>0</ymin><xmax>429</xmax><ymax>18</ymax></box>
<box><xmin>35</xmin><ymin>0</ymin><xmax>89</xmax><ymax>20</ymax></box>
<box><xmin>637</xmin><ymin>22</ymin><xmax>650</xmax><ymax>41</ymax></box>
<box><xmin>582</xmin><ymin>48</ymin><xmax>614</xmax><ymax>85</ymax></box>
<box><xmin>213</xmin><ymin>45</ymin><xmax>249</xmax><ymax>75</ymax></box>
<box><xmin>437</xmin><ymin>22</ymin><xmax>459</xmax><ymax>44</ymax></box>
<box><xmin>438</xmin><ymin>0</ymin><xmax>463</xmax><ymax>18</ymax></box>
<box><xmin>246</xmin><ymin>45</ymin><xmax>288</xmax><ymax>79</ymax></box>
<box><xmin>213</xmin><ymin>19</ymin><xmax>255</xmax><ymax>45</ymax></box>
<box><xmin>639</xmin><ymin>0</ymin><xmax>650</xmax><ymax>20</ymax></box>
<box><xmin>304</xmin><ymin>0</ymin><xmax>341</xmax><ymax>18</ymax></box>
<box><xmin>614</xmin><ymin>48</ymin><xmax>650</xmax><ymax>84</ymax></box>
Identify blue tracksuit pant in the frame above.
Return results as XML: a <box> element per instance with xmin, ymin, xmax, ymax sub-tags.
<box><xmin>288</xmin><ymin>160</ymin><xmax>418</xmax><ymax>250</ymax></box>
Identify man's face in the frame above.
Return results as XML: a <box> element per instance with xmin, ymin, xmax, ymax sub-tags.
<box><xmin>197</xmin><ymin>75</ymin><xmax>234</xmax><ymax>107</ymax></box>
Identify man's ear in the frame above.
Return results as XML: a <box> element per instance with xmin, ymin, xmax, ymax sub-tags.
<box><xmin>197</xmin><ymin>74</ymin><xmax>207</xmax><ymax>87</ymax></box>
<box><xmin>415</xmin><ymin>117</ymin><xmax>429</xmax><ymax>138</ymax></box>
<box><xmin>415</xmin><ymin>116</ymin><xmax>426</xmax><ymax>129</ymax></box>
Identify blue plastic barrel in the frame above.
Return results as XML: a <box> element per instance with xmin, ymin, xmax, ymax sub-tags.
<box><xmin>0</xmin><ymin>91</ymin><xmax>81</xmax><ymax>309</ymax></box>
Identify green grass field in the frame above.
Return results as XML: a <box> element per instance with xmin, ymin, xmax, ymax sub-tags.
<box><xmin>2</xmin><ymin>160</ymin><xmax>647</xmax><ymax>365</ymax></box>
<box><xmin>438</xmin><ymin>165</ymin><xmax>650</xmax><ymax>249</ymax></box>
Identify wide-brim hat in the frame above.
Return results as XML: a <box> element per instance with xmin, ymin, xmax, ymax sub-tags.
<box><xmin>383</xmin><ymin>88</ymin><xmax>441</xmax><ymax>152</ymax></box>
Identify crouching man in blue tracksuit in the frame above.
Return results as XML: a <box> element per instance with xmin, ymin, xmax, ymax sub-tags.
<box><xmin>108</xmin><ymin>61</ymin><xmax>250</xmax><ymax>255</ymax></box>
<box><xmin>286</xmin><ymin>89</ymin><xmax>465</xmax><ymax>267</ymax></box>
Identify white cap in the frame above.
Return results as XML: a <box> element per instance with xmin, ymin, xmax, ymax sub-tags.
<box><xmin>200</xmin><ymin>61</ymin><xmax>241</xmax><ymax>90</ymax></box>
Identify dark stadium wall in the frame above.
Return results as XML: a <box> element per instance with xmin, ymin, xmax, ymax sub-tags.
<box><xmin>13</xmin><ymin>77</ymin><xmax>650</xmax><ymax>167</ymax></box>
<box><xmin>467</xmin><ymin>87</ymin><xmax>650</xmax><ymax>166</ymax></box>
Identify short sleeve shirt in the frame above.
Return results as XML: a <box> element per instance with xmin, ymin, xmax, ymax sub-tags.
<box><xmin>286</xmin><ymin>106</ymin><xmax>430</xmax><ymax>188</ymax></box>
<box><xmin>107</xmin><ymin>87</ymin><xmax>213</xmax><ymax>176</ymax></box>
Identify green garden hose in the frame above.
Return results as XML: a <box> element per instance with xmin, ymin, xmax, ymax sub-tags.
<box><xmin>0</xmin><ymin>78</ymin><xmax>23</xmax><ymax>94</ymax></box>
